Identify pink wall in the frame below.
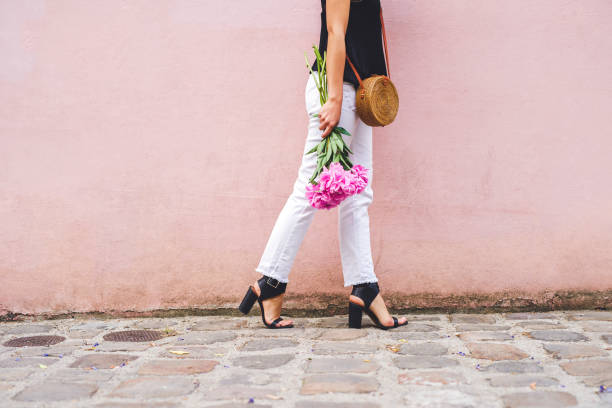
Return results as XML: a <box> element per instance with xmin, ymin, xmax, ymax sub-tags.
<box><xmin>1</xmin><ymin>1</ymin><xmax>612</xmax><ymax>315</ymax></box>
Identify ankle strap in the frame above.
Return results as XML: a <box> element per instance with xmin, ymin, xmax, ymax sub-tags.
<box><xmin>351</xmin><ymin>282</ymin><xmax>380</xmax><ymax>309</ymax></box>
<box><xmin>257</xmin><ymin>275</ymin><xmax>287</xmax><ymax>300</ymax></box>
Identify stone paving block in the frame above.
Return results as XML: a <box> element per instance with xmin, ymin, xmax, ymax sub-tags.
<box><xmin>191</xmin><ymin>318</ymin><xmax>248</xmax><ymax>331</ymax></box>
<box><xmin>174</xmin><ymin>331</ymin><xmax>237</xmax><ymax>345</ymax></box>
<box><xmin>567</xmin><ymin>311</ymin><xmax>612</xmax><ymax>321</ymax></box>
<box><xmin>4</xmin><ymin>343</ymin><xmax>79</xmax><ymax>357</ymax></box>
<box><xmin>67</xmin><ymin>329</ymin><xmax>105</xmax><ymax>339</ymax></box>
<box><xmin>504</xmin><ymin>312</ymin><xmax>557</xmax><ymax>320</ymax></box>
<box><xmin>240</xmin><ymin>338</ymin><xmax>299</xmax><ymax>351</ymax></box>
<box><xmin>312</xmin><ymin>316</ymin><xmax>350</xmax><ymax>328</ymax></box>
<box><xmin>138</xmin><ymin>359</ymin><xmax>219</xmax><ymax>375</ymax></box>
<box><xmin>388</xmin><ymin>332</ymin><xmax>441</xmax><ymax>341</ymax></box>
<box><xmin>580</xmin><ymin>321</ymin><xmax>612</xmax><ymax>332</ymax></box>
<box><xmin>305</xmin><ymin>358</ymin><xmax>379</xmax><ymax>374</ymax></box>
<box><xmin>599</xmin><ymin>393</ymin><xmax>612</xmax><ymax>406</ymax></box>
<box><xmin>397</xmin><ymin>370</ymin><xmax>466</xmax><ymax>385</ymax></box>
<box><xmin>231</xmin><ymin>353</ymin><xmax>294</xmax><ymax>369</ymax></box>
<box><xmin>159</xmin><ymin>345</ymin><xmax>226</xmax><ymax>359</ymax></box>
<box><xmin>300</xmin><ymin>373</ymin><xmax>379</xmax><ymax>394</ymax></box>
<box><xmin>581</xmin><ymin>373</ymin><xmax>612</xmax><ymax>387</ymax></box>
<box><xmin>315</xmin><ymin>328</ymin><xmax>368</xmax><ymax>341</ymax></box>
<box><xmin>53</xmin><ymin>368</ymin><xmax>116</xmax><ymax>382</ymax></box>
<box><xmin>0</xmin><ymin>356</ymin><xmax>60</xmax><ymax>368</ymax></box>
<box><xmin>449</xmin><ymin>314</ymin><xmax>496</xmax><ymax>324</ymax></box>
<box><xmin>132</xmin><ymin>319</ymin><xmax>179</xmax><ymax>329</ymax></box>
<box><xmin>542</xmin><ymin>343</ymin><xmax>606</xmax><ymax>359</ymax></box>
<box><xmin>95</xmin><ymin>342</ymin><xmax>152</xmax><ymax>352</ymax></box>
<box><xmin>69</xmin><ymin>353</ymin><xmax>138</xmax><ymax>369</ymax></box>
<box><xmin>501</xmin><ymin>391</ymin><xmax>577</xmax><ymax>407</ymax></box>
<box><xmin>397</xmin><ymin>342</ymin><xmax>448</xmax><ymax>356</ymax></box>
<box><xmin>12</xmin><ymin>381</ymin><xmax>98</xmax><ymax>402</ymax></box>
<box><xmin>480</xmin><ymin>361</ymin><xmax>543</xmax><ymax>373</ymax></box>
<box><xmin>205</xmin><ymin>402</ymin><xmax>272</xmax><ymax>408</ymax></box>
<box><xmin>0</xmin><ymin>368</ymin><xmax>34</xmax><ymax>381</ymax></box>
<box><xmin>0</xmin><ymin>382</ymin><xmax>14</xmax><ymax>392</ymax></box>
<box><xmin>401</xmin><ymin>387</ymin><xmax>498</xmax><ymax>407</ymax></box>
<box><xmin>487</xmin><ymin>375</ymin><xmax>559</xmax><ymax>387</ymax></box>
<box><xmin>249</xmin><ymin>327</ymin><xmax>311</xmax><ymax>338</ymax></box>
<box><xmin>560</xmin><ymin>359</ymin><xmax>612</xmax><ymax>376</ymax></box>
<box><xmin>513</xmin><ymin>321</ymin><xmax>568</xmax><ymax>330</ymax></box>
<box><xmin>1</xmin><ymin>324</ymin><xmax>55</xmax><ymax>335</ymax></box>
<box><xmin>602</xmin><ymin>334</ymin><xmax>612</xmax><ymax>344</ymax></box>
<box><xmin>457</xmin><ymin>331</ymin><xmax>513</xmax><ymax>341</ymax></box>
<box><xmin>295</xmin><ymin>402</ymin><xmax>380</xmax><ymax>408</ymax></box>
<box><xmin>466</xmin><ymin>342</ymin><xmax>529</xmax><ymax>360</ymax></box>
<box><xmin>405</xmin><ymin>315</ymin><xmax>442</xmax><ymax>321</ymax></box>
<box><xmin>525</xmin><ymin>330</ymin><xmax>589</xmax><ymax>342</ymax></box>
<box><xmin>94</xmin><ymin>403</ymin><xmax>181</xmax><ymax>408</ymax></box>
<box><xmin>455</xmin><ymin>324</ymin><xmax>511</xmax><ymax>331</ymax></box>
<box><xmin>392</xmin><ymin>356</ymin><xmax>459</xmax><ymax>369</ymax></box>
<box><xmin>217</xmin><ymin>370</ymin><xmax>274</xmax><ymax>386</ymax></box>
<box><xmin>393</xmin><ymin>323</ymin><xmax>439</xmax><ymax>332</ymax></box>
<box><xmin>110</xmin><ymin>376</ymin><xmax>198</xmax><ymax>398</ymax></box>
<box><xmin>69</xmin><ymin>320</ymin><xmax>114</xmax><ymax>331</ymax></box>
<box><xmin>312</xmin><ymin>341</ymin><xmax>378</xmax><ymax>355</ymax></box>
<box><xmin>201</xmin><ymin>385</ymin><xmax>284</xmax><ymax>401</ymax></box>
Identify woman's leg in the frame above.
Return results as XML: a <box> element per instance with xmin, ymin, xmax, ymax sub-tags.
<box><xmin>255</xmin><ymin>73</ymin><xmax>357</xmax><ymax>282</ymax></box>
<box><xmin>337</xmin><ymin>110</ymin><xmax>377</xmax><ymax>287</ymax></box>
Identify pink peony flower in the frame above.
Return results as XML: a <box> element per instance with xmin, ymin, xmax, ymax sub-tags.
<box><xmin>305</xmin><ymin>162</ymin><xmax>370</xmax><ymax>209</ymax></box>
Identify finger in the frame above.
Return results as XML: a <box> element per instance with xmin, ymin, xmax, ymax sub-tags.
<box><xmin>321</xmin><ymin>126</ymin><xmax>331</xmax><ymax>138</ymax></box>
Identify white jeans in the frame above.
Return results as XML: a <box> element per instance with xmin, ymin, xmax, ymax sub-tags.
<box><xmin>255</xmin><ymin>73</ymin><xmax>378</xmax><ymax>287</ymax></box>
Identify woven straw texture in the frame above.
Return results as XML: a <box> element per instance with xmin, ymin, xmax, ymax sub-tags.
<box><xmin>355</xmin><ymin>75</ymin><xmax>399</xmax><ymax>127</ymax></box>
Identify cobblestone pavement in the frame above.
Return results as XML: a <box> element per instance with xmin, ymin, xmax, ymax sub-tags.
<box><xmin>1</xmin><ymin>310</ymin><xmax>612</xmax><ymax>407</ymax></box>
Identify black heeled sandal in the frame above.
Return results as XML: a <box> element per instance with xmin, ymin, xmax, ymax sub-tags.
<box><xmin>348</xmin><ymin>282</ymin><xmax>408</xmax><ymax>330</ymax></box>
<box><xmin>238</xmin><ymin>275</ymin><xmax>294</xmax><ymax>329</ymax></box>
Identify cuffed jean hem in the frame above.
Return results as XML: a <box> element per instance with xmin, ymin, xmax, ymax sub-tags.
<box><xmin>254</xmin><ymin>267</ymin><xmax>290</xmax><ymax>284</ymax></box>
<box><xmin>343</xmin><ymin>278</ymin><xmax>379</xmax><ymax>288</ymax></box>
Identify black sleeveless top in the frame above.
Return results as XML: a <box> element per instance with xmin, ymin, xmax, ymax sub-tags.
<box><xmin>311</xmin><ymin>0</ymin><xmax>388</xmax><ymax>91</ymax></box>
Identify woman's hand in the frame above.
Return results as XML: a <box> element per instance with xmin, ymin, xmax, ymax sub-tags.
<box><xmin>319</xmin><ymin>96</ymin><xmax>342</xmax><ymax>138</ymax></box>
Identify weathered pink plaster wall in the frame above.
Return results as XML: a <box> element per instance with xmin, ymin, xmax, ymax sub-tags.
<box><xmin>1</xmin><ymin>1</ymin><xmax>611</xmax><ymax>314</ymax></box>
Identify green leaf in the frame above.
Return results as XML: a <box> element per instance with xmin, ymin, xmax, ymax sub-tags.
<box><xmin>324</xmin><ymin>138</ymin><xmax>332</xmax><ymax>162</ymax></box>
<box><xmin>313</xmin><ymin>46</ymin><xmax>323</xmax><ymax>65</ymax></box>
<box><xmin>335</xmin><ymin>126</ymin><xmax>351</xmax><ymax>136</ymax></box>
<box><xmin>315</xmin><ymin>158</ymin><xmax>323</xmax><ymax>176</ymax></box>
<box><xmin>339</xmin><ymin>154</ymin><xmax>350</xmax><ymax>168</ymax></box>
<box><xmin>306</xmin><ymin>144</ymin><xmax>318</xmax><ymax>155</ymax></box>
<box><xmin>317</xmin><ymin>141</ymin><xmax>325</xmax><ymax>155</ymax></box>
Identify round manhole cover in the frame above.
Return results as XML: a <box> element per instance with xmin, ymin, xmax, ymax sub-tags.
<box><xmin>103</xmin><ymin>330</ymin><xmax>163</xmax><ymax>342</ymax></box>
<box><xmin>3</xmin><ymin>335</ymin><xmax>66</xmax><ymax>347</ymax></box>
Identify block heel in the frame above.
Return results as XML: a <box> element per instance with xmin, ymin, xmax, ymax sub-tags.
<box><xmin>348</xmin><ymin>301</ymin><xmax>363</xmax><ymax>329</ymax></box>
<box><xmin>237</xmin><ymin>275</ymin><xmax>294</xmax><ymax>329</ymax></box>
<box><xmin>348</xmin><ymin>282</ymin><xmax>408</xmax><ymax>330</ymax></box>
<box><xmin>238</xmin><ymin>286</ymin><xmax>258</xmax><ymax>314</ymax></box>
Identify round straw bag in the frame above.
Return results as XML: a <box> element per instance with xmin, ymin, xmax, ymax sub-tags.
<box><xmin>346</xmin><ymin>5</ymin><xmax>398</xmax><ymax>127</ymax></box>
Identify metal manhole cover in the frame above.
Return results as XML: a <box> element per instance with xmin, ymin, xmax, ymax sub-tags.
<box><xmin>3</xmin><ymin>335</ymin><xmax>66</xmax><ymax>347</ymax></box>
<box><xmin>103</xmin><ymin>330</ymin><xmax>163</xmax><ymax>342</ymax></box>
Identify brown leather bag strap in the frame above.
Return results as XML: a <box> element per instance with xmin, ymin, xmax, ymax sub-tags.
<box><xmin>345</xmin><ymin>4</ymin><xmax>390</xmax><ymax>87</ymax></box>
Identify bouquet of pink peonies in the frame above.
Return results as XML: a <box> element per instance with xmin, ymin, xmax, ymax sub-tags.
<box><xmin>304</xmin><ymin>45</ymin><xmax>370</xmax><ymax>210</ymax></box>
